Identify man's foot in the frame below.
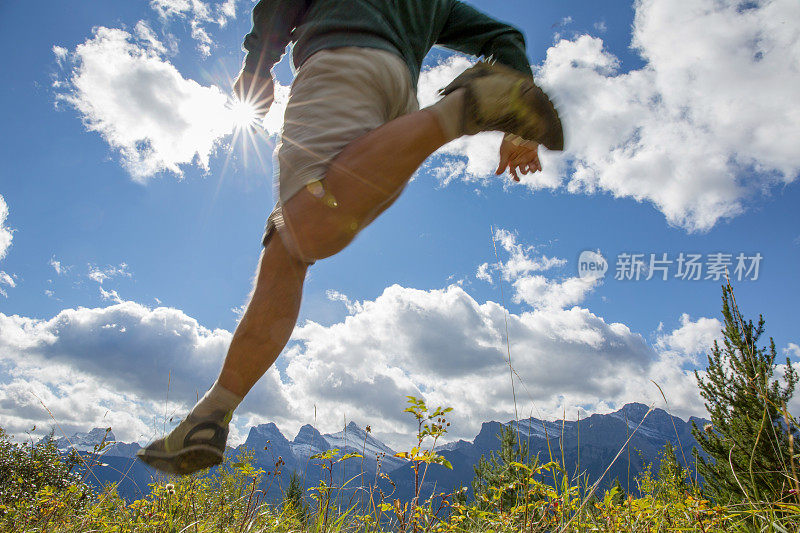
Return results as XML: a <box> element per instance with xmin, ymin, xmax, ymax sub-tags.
<box><xmin>439</xmin><ymin>60</ymin><xmax>564</xmax><ymax>151</ymax></box>
<box><xmin>136</xmin><ymin>415</ymin><xmax>229</xmax><ymax>476</ymax></box>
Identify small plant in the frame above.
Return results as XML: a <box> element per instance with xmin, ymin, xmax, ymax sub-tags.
<box><xmin>308</xmin><ymin>447</ymin><xmax>362</xmax><ymax>531</ymax></box>
<box><xmin>392</xmin><ymin>395</ymin><xmax>454</xmax><ymax>532</ymax></box>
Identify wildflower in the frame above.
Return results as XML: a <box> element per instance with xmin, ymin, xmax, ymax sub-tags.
<box><xmin>165</xmin><ymin>483</ymin><xmax>175</xmax><ymax>495</ymax></box>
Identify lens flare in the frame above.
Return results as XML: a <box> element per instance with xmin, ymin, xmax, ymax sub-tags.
<box><xmin>228</xmin><ymin>98</ymin><xmax>259</xmax><ymax>129</ymax></box>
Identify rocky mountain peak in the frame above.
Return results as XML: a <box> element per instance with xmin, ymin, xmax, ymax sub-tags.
<box><xmin>244</xmin><ymin>423</ymin><xmax>290</xmax><ymax>450</ymax></box>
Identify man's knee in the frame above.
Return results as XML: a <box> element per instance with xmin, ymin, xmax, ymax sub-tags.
<box><xmin>279</xmin><ymin>189</ymin><xmax>361</xmax><ymax>262</ymax></box>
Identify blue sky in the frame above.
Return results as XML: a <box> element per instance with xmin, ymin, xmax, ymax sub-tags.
<box><xmin>0</xmin><ymin>0</ymin><xmax>798</xmax><ymax>448</ymax></box>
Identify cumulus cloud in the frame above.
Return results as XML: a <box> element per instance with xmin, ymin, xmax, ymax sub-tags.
<box><xmin>52</xmin><ymin>45</ymin><xmax>69</xmax><ymax>67</ymax></box>
<box><xmin>421</xmin><ymin>0</ymin><xmax>800</xmax><ymax>231</ymax></box>
<box><xmin>476</xmin><ymin>262</ymin><xmax>493</xmax><ymax>283</ymax></box>
<box><xmin>0</xmin><ymin>286</ymin><xmax>714</xmax><ymax>448</ymax></box>
<box><xmin>0</xmin><ymin>372</ymin><xmax>154</xmax><ymax>445</ymax></box>
<box><xmin>477</xmin><ymin>228</ymin><xmax>595</xmax><ymax>309</ymax></box>
<box><xmin>263</xmin><ymin>81</ymin><xmax>291</xmax><ymax>137</ymax></box>
<box><xmin>278</xmin><ymin>232</ymin><xmax>706</xmax><ymax>446</ymax></box>
<box><xmin>785</xmin><ymin>343</ymin><xmax>800</xmax><ymax>359</ymax></box>
<box><xmin>55</xmin><ymin>24</ymin><xmax>290</xmax><ymax>180</ymax></box>
<box><xmin>150</xmin><ymin>0</ymin><xmax>238</xmax><ymax>56</ymax></box>
<box><xmin>656</xmin><ymin>313</ymin><xmax>722</xmax><ymax>362</ymax></box>
<box><xmin>284</xmin><ymin>283</ymin><xmax>710</xmax><ymax>447</ymax></box>
<box><xmin>56</xmin><ymin>27</ymin><xmax>235</xmax><ymax>180</ymax></box>
<box><xmin>0</xmin><ymin>300</ymin><xmax>290</xmax><ymax>443</ymax></box>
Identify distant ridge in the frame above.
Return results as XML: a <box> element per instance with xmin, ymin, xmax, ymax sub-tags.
<box><xmin>43</xmin><ymin>403</ymin><xmax>708</xmax><ymax>502</ymax></box>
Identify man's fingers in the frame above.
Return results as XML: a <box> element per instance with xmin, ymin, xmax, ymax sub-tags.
<box><xmin>499</xmin><ymin>137</ymin><xmax>542</xmax><ymax>180</ymax></box>
<box><xmin>496</xmin><ymin>152</ymin><xmax>510</xmax><ymax>175</ymax></box>
<box><xmin>530</xmin><ymin>151</ymin><xmax>542</xmax><ymax>173</ymax></box>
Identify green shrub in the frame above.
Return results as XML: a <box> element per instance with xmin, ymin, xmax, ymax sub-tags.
<box><xmin>0</xmin><ymin>428</ymin><xmax>93</xmax><ymax>529</ymax></box>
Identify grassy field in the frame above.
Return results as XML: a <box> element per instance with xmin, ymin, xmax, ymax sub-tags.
<box><xmin>2</xmin><ymin>396</ymin><xmax>800</xmax><ymax>532</ymax></box>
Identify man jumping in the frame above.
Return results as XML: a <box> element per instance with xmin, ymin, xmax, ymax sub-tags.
<box><xmin>137</xmin><ymin>0</ymin><xmax>563</xmax><ymax>475</ymax></box>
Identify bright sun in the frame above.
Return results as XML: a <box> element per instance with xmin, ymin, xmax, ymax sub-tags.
<box><xmin>229</xmin><ymin>98</ymin><xmax>258</xmax><ymax>129</ymax></box>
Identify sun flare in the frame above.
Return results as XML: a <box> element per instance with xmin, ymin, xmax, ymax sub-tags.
<box><xmin>228</xmin><ymin>98</ymin><xmax>259</xmax><ymax>129</ymax></box>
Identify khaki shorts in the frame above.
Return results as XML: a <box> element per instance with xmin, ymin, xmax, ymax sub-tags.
<box><xmin>263</xmin><ymin>46</ymin><xmax>419</xmax><ymax>246</ymax></box>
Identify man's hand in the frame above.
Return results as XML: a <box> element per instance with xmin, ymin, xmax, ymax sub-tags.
<box><xmin>496</xmin><ymin>134</ymin><xmax>542</xmax><ymax>182</ymax></box>
<box><xmin>232</xmin><ymin>70</ymin><xmax>274</xmax><ymax>120</ymax></box>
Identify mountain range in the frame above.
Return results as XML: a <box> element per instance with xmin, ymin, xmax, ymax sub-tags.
<box><xmin>43</xmin><ymin>403</ymin><xmax>708</xmax><ymax>502</ymax></box>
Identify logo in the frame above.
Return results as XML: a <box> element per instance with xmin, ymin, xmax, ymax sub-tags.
<box><xmin>578</xmin><ymin>250</ymin><xmax>608</xmax><ymax>280</ymax></box>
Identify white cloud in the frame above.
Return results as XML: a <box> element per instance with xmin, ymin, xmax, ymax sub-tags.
<box><xmin>325</xmin><ymin>289</ymin><xmax>361</xmax><ymax>314</ymax></box>
<box><xmin>0</xmin><ymin>195</ymin><xmax>12</xmax><ymax>261</ymax></box>
<box><xmin>99</xmin><ymin>287</ymin><xmax>124</xmax><ymax>304</ymax></box>
<box><xmin>0</xmin><ymin>299</ymin><xmax>290</xmax><ymax>444</ymax></box>
<box><xmin>0</xmin><ymin>272</ymin><xmax>15</xmax><ymax>298</ymax></box>
<box><xmin>230</xmin><ymin>303</ymin><xmax>247</xmax><ymax>320</ymax></box>
<box><xmin>88</xmin><ymin>262</ymin><xmax>131</xmax><ymax>284</ymax></box>
<box><xmin>49</xmin><ymin>256</ymin><xmax>70</xmax><ymax>276</ymax></box>
<box><xmin>0</xmin><ymin>373</ymin><xmax>153</xmax><ymax>445</ymax></box>
<box><xmin>656</xmin><ymin>313</ymin><xmax>721</xmax><ymax>362</ymax></box>
<box><xmin>284</xmin><ymin>283</ymin><xmax>707</xmax><ymax>447</ymax></box>
<box><xmin>150</xmin><ymin>0</ymin><xmax>238</xmax><ymax>56</ymax></box>
<box><xmin>0</xmin><ymin>195</ymin><xmax>15</xmax><ymax>298</ymax></box>
<box><xmin>218</xmin><ymin>0</ymin><xmax>236</xmax><ymax>20</ymax></box>
<box><xmin>420</xmin><ymin>0</ymin><xmax>800</xmax><ymax>232</ymax></box>
<box><xmin>477</xmin><ymin>229</ymin><xmax>594</xmax><ymax>310</ymax></box>
<box><xmin>52</xmin><ymin>45</ymin><xmax>68</xmax><ymax>67</ymax></box>
<box><xmin>476</xmin><ymin>262</ymin><xmax>493</xmax><ymax>283</ymax></box>
<box><xmin>511</xmin><ymin>274</ymin><xmax>597</xmax><ymax>310</ymax></box>
<box><xmin>785</xmin><ymin>343</ymin><xmax>800</xmax><ymax>359</ymax></box>
<box><xmin>134</xmin><ymin>21</ymin><xmax>167</xmax><ymax>55</ymax></box>
<box><xmin>262</xmin><ymin>81</ymin><xmax>291</xmax><ymax>137</ymax></box>
<box><xmin>492</xmin><ymin>228</ymin><xmax>566</xmax><ymax>279</ymax></box>
<box><xmin>0</xmin><ymin>281</ymin><xmax>710</xmax><ymax>449</ymax></box>
<box><xmin>56</xmin><ymin>24</ymin><xmax>290</xmax><ymax>180</ymax></box>
<box><xmin>56</xmin><ymin>27</ymin><xmax>235</xmax><ymax>180</ymax></box>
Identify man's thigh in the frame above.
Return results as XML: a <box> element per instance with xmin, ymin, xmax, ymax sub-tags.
<box><xmin>262</xmin><ymin>46</ymin><xmax>417</xmax><ymax>251</ymax></box>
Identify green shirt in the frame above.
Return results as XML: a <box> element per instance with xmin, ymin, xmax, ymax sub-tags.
<box><xmin>242</xmin><ymin>0</ymin><xmax>532</xmax><ymax>89</ymax></box>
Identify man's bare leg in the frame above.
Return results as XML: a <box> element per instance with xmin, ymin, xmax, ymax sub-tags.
<box><xmin>217</xmin><ymin>234</ymin><xmax>308</xmax><ymax>397</ymax></box>
<box><xmin>213</xmin><ymin>107</ymin><xmax>451</xmax><ymax>397</ymax></box>
<box><xmin>134</xmin><ymin>232</ymin><xmax>308</xmax><ymax>475</ymax></box>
